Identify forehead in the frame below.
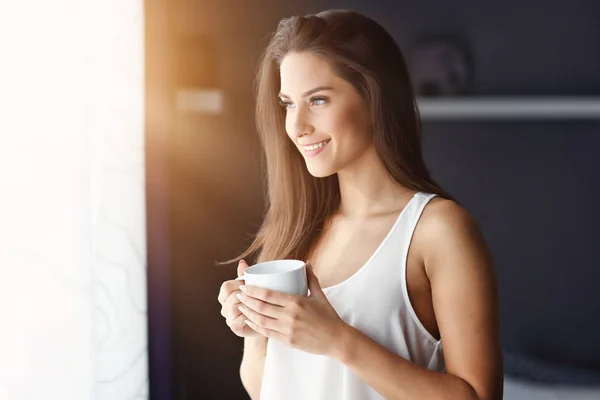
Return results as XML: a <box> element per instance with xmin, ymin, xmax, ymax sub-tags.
<box><xmin>279</xmin><ymin>52</ymin><xmax>340</xmax><ymax>94</ymax></box>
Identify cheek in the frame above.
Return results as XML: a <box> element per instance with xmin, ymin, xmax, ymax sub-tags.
<box><xmin>284</xmin><ymin>116</ymin><xmax>293</xmax><ymax>140</ymax></box>
<box><xmin>334</xmin><ymin>106</ymin><xmax>371</xmax><ymax>147</ymax></box>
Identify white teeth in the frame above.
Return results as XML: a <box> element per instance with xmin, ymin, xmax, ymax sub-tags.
<box><xmin>303</xmin><ymin>140</ymin><xmax>329</xmax><ymax>151</ymax></box>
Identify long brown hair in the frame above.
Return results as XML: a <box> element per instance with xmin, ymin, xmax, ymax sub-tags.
<box><xmin>233</xmin><ymin>9</ymin><xmax>452</xmax><ymax>264</ymax></box>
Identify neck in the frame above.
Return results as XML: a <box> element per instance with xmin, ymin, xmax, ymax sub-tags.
<box><xmin>335</xmin><ymin>146</ymin><xmax>414</xmax><ymax>218</ymax></box>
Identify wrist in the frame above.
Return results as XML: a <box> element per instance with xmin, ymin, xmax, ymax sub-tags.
<box><xmin>330</xmin><ymin>322</ymin><xmax>358</xmax><ymax>364</ymax></box>
<box><xmin>244</xmin><ymin>336</ymin><xmax>268</xmax><ymax>350</ymax></box>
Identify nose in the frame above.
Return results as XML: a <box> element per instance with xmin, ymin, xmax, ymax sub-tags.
<box><xmin>287</xmin><ymin>106</ymin><xmax>314</xmax><ymax>139</ymax></box>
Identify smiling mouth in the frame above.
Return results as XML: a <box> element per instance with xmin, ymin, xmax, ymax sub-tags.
<box><xmin>302</xmin><ymin>139</ymin><xmax>331</xmax><ymax>152</ymax></box>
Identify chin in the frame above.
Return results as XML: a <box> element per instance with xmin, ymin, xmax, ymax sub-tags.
<box><xmin>305</xmin><ymin>162</ymin><xmax>338</xmax><ymax>178</ymax></box>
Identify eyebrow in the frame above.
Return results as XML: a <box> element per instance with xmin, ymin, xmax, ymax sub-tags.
<box><xmin>278</xmin><ymin>86</ymin><xmax>333</xmax><ymax>99</ymax></box>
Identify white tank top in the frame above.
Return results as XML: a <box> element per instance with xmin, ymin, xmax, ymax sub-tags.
<box><xmin>259</xmin><ymin>192</ymin><xmax>445</xmax><ymax>400</ymax></box>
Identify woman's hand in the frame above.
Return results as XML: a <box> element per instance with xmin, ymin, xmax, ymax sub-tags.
<box><xmin>237</xmin><ymin>263</ymin><xmax>349</xmax><ymax>356</ymax></box>
<box><xmin>218</xmin><ymin>260</ymin><xmax>263</xmax><ymax>338</ymax></box>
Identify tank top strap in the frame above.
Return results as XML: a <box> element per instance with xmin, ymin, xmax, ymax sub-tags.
<box><xmin>356</xmin><ymin>191</ymin><xmax>438</xmax><ymax>295</ymax></box>
<box><xmin>381</xmin><ymin>192</ymin><xmax>438</xmax><ymax>259</ymax></box>
<box><xmin>398</xmin><ymin>192</ymin><xmax>440</xmax><ymax>343</ymax></box>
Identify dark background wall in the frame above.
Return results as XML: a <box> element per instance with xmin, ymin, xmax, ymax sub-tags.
<box><xmin>147</xmin><ymin>1</ymin><xmax>600</xmax><ymax>398</ymax></box>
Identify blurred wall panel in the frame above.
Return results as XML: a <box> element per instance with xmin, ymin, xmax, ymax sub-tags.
<box><xmin>422</xmin><ymin>122</ymin><xmax>600</xmax><ymax>371</ymax></box>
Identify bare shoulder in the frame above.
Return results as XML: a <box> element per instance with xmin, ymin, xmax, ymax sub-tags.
<box><xmin>414</xmin><ymin>197</ymin><xmax>491</xmax><ymax>276</ymax></box>
<box><xmin>419</xmin><ymin>197</ymin><xmax>480</xmax><ymax>239</ymax></box>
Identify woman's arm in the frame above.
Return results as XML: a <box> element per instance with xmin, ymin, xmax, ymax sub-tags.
<box><xmin>239</xmin><ymin>337</ymin><xmax>268</xmax><ymax>400</ymax></box>
<box><xmin>332</xmin><ymin>200</ymin><xmax>503</xmax><ymax>400</ymax></box>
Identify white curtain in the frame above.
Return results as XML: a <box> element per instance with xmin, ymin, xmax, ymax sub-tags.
<box><xmin>0</xmin><ymin>1</ymin><xmax>148</xmax><ymax>399</ymax></box>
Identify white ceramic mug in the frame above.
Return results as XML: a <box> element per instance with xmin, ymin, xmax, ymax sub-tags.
<box><xmin>237</xmin><ymin>259</ymin><xmax>308</xmax><ymax>296</ymax></box>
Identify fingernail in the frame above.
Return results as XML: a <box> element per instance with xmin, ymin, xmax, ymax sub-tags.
<box><xmin>239</xmin><ymin>285</ymin><xmax>247</xmax><ymax>293</ymax></box>
<box><xmin>244</xmin><ymin>320</ymin><xmax>255</xmax><ymax>329</ymax></box>
<box><xmin>239</xmin><ymin>259</ymin><xmax>245</xmax><ymax>264</ymax></box>
<box><xmin>236</xmin><ymin>293</ymin><xmax>243</xmax><ymax>301</ymax></box>
<box><xmin>238</xmin><ymin>305</ymin><xmax>246</xmax><ymax>312</ymax></box>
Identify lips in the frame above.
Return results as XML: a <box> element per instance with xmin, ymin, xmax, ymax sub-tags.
<box><xmin>301</xmin><ymin>139</ymin><xmax>331</xmax><ymax>157</ymax></box>
<box><xmin>301</xmin><ymin>139</ymin><xmax>331</xmax><ymax>152</ymax></box>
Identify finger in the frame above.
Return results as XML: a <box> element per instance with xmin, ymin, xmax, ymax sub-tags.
<box><xmin>225</xmin><ymin>305</ymin><xmax>242</xmax><ymax>327</ymax></box>
<box><xmin>221</xmin><ymin>291</ymin><xmax>242</xmax><ymax>318</ymax></box>
<box><xmin>241</xmin><ymin>285</ymin><xmax>296</xmax><ymax>307</ymax></box>
<box><xmin>244</xmin><ymin>319</ymin><xmax>286</xmax><ymax>342</ymax></box>
<box><xmin>305</xmin><ymin>262</ymin><xmax>323</xmax><ymax>297</ymax></box>
<box><xmin>230</xmin><ymin>315</ymin><xmax>249</xmax><ymax>337</ymax></box>
<box><xmin>218</xmin><ymin>280</ymin><xmax>243</xmax><ymax>304</ymax></box>
<box><xmin>237</xmin><ymin>292</ymin><xmax>284</xmax><ymax>319</ymax></box>
<box><xmin>237</xmin><ymin>259</ymin><xmax>250</xmax><ymax>277</ymax></box>
<box><xmin>225</xmin><ymin>289</ymin><xmax>242</xmax><ymax>308</ymax></box>
<box><xmin>238</xmin><ymin>303</ymin><xmax>282</xmax><ymax>333</ymax></box>
<box><xmin>226</xmin><ymin>314</ymin><xmax>242</xmax><ymax>329</ymax></box>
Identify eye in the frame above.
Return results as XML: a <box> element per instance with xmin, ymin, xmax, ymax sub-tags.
<box><xmin>310</xmin><ymin>96</ymin><xmax>328</xmax><ymax>106</ymax></box>
<box><xmin>278</xmin><ymin>99</ymin><xmax>295</xmax><ymax>109</ymax></box>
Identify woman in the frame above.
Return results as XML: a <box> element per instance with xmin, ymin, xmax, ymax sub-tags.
<box><xmin>217</xmin><ymin>9</ymin><xmax>503</xmax><ymax>400</ymax></box>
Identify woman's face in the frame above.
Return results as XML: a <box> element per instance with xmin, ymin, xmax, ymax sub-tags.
<box><xmin>279</xmin><ymin>52</ymin><xmax>373</xmax><ymax>178</ymax></box>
